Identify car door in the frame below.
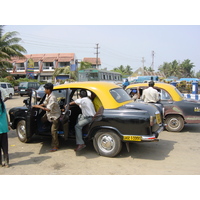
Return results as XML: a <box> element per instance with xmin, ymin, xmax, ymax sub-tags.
<box><xmin>57</xmin><ymin>88</ymin><xmax>71</xmax><ymax>140</ymax></box>
<box><xmin>157</xmin><ymin>88</ymin><xmax>177</xmax><ymax>115</ymax></box>
<box><xmin>25</xmin><ymin>90</ymin><xmax>38</xmax><ymax>139</ymax></box>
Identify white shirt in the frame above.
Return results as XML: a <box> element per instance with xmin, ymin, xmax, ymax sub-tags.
<box><xmin>141</xmin><ymin>87</ymin><xmax>159</xmax><ymax>103</ymax></box>
<box><xmin>0</xmin><ymin>87</ymin><xmax>9</xmax><ymax>101</ymax></box>
<box><xmin>75</xmin><ymin>97</ymin><xmax>96</xmax><ymax>117</ymax></box>
<box><xmin>43</xmin><ymin>92</ymin><xmax>61</xmax><ymax>122</ymax></box>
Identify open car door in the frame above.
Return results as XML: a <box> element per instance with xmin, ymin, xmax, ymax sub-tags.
<box><xmin>25</xmin><ymin>89</ymin><xmax>39</xmax><ymax>140</ymax></box>
<box><xmin>60</xmin><ymin>88</ymin><xmax>71</xmax><ymax>140</ymax></box>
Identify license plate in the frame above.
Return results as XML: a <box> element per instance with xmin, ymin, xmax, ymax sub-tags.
<box><xmin>21</xmin><ymin>89</ymin><xmax>25</xmax><ymax>91</ymax></box>
<box><xmin>123</xmin><ymin>136</ymin><xmax>142</xmax><ymax>141</ymax></box>
<box><xmin>156</xmin><ymin>113</ymin><xmax>161</xmax><ymax>124</ymax></box>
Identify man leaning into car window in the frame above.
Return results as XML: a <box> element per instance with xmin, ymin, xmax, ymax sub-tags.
<box><xmin>69</xmin><ymin>89</ymin><xmax>96</xmax><ymax>152</ymax></box>
<box><xmin>33</xmin><ymin>83</ymin><xmax>61</xmax><ymax>152</ymax></box>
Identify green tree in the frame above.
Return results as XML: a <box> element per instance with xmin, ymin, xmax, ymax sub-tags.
<box><xmin>179</xmin><ymin>59</ymin><xmax>195</xmax><ymax>78</ymax></box>
<box><xmin>159</xmin><ymin>59</ymin><xmax>195</xmax><ymax>78</ymax></box>
<box><xmin>53</xmin><ymin>66</ymin><xmax>77</xmax><ymax>82</ymax></box>
<box><xmin>112</xmin><ymin>65</ymin><xmax>133</xmax><ymax>77</ymax></box>
<box><xmin>79</xmin><ymin>61</ymin><xmax>92</xmax><ymax>70</ymax></box>
<box><xmin>159</xmin><ymin>60</ymin><xmax>180</xmax><ymax>78</ymax></box>
<box><xmin>0</xmin><ymin>25</ymin><xmax>27</xmax><ymax>77</ymax></box>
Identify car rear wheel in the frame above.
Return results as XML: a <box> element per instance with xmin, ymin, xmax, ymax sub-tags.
<box><xmin>9</xmin><ymin>93</ymin><xmax>13</xmax><ymax>99</ymax></box>
<box><xmin>93</xmin><ymin>130</ymin><xmax>122</xmax><ymax>157</ymax></box>
<box><xmin>165</xmin><ymin>115</ymin><xmax>184</xmax><ymax>132</ymax></box>
<box><xmin>16</xmin><ymin>120</ymin><xmax>29</xmax><ymax>143</ymax></box>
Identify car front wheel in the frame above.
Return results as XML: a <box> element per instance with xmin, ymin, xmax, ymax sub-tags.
<box><xmin>16</xmin><ymin>120</ymin><xmax>30</xmax><ymax>143</ymax></box>
<box><xmin>93</xmin><ymin>130</ymin><xmax>122</xmax><ymax>157</ymax></box>
<box><xmin>165</xmin><ymin>115</ymin><xmax>184</xmax><ymax>132</ymax></box>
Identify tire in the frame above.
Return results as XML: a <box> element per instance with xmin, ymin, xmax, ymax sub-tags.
<box><xmin>93</xmin><ymin>130</ymin><xmax>122</xmax><ymax>157</ymax></box>
<box><xmin>9</xmin><ymin>93</ymin><xmax>13</xmax><ymax>99</ymax></box>
<box><xmin>20</xmin><ymin>94</ymin><xmax>23</xmax><ymax>97</ymax></box>
<box><xmin>165</xmin><ymin>115</ymin><xmax>184</xmax><ymax>132</ymax></box>
<box><xmin>16</xmin><ymin>120</ymin><xmax>30</xmax><ymax>143</ymax></box>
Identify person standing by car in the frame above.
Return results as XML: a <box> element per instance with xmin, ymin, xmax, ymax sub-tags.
<box><xmin>141</xmin><ymin>81</ymin><xmax>159</xmax><ymax>103</ymax></box>
<box><xmin>0</xmin><ymin>90</ymin><xmax>10</xmax><ymax>167</ymax></box>
<box><xmin>69</xmin><ymin>89</ymin><xmax>96</xmax><ymax>152</ymax></box>
<box><xmin>33</xmin><ymin>83</ymin><xmax>61</xmax><ymax>152</ymax></box>
<box><xmin>122</xmin><ymin>79</ymin><xmax>130</xmax><ymax>89</ymax></box>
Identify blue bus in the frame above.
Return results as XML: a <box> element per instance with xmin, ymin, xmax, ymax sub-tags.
<box><xmin>132</xmin><ymin>76</ymin><xmax>159</xmax><ymax>83</ymax></box>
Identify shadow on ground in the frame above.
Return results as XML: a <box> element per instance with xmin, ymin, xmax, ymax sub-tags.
<box><xmin>28</xmin><ymin>135</ymin><xmax>176</xmax><ymax>161</ymax></box>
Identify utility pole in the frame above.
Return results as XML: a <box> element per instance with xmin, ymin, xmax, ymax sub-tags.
<box><xmin>151</xmin><ymin>50</ymin><xmax>155</xmax><ymax>71</ymax></box>
<box><xmin>94</xmin><ymin>43</ymin><xmax>100</xmax><ymax>69</ymax></box>
<box><xmin>141</xmin><ymin>57</ymin><xmax>145</xmax><ymax>75</ymax></box>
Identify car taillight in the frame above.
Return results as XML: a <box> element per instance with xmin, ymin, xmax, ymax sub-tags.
<box><xmin>150</xmin><ymin>116</ymin><xmax>154</xmax><ymax>126</ymax></box>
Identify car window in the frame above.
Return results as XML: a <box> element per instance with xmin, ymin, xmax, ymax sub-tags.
<box><xmin>0</xmin><ymin>84</ymin><xmax>6</xmax><ymax>88</ymax></box>
<box><xmin>53</xmin><ymin>89</ymin><xmax>67</xmax><ymax>99</ymax></box>
<box><xmin>38</xmin><ymin>85</ymin><xmax>45</xmax><ymax>91</ymax></box>
<box><xmin>110</xmin><ymin>88</ymin><xmax>131</xmax><ymax>103</ymax></box>
<box><xmin>8</xmin><ymin>84</ymin><xmax>12</xmax><ymax>88</ymax></box>
<box><xmin>160</xmin><ymin>89</ymin><xmax>172</xmax><ymax>100</ymax></box>
<box><xmin>19</xmin><ymin>82</ymin><xmax>28</xmax><ymax>88</ymax></box>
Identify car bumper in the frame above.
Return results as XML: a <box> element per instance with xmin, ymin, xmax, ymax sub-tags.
<box><xmin>122</xmin><ymin>126</ymin><xmax>163</xmax><ymax>142</ymax></box>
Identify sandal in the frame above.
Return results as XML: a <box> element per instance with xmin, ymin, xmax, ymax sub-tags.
<box><xmin>50</xmin><ymin>147</ymin><xmax>58</xmax><ymax>152</ymax></box>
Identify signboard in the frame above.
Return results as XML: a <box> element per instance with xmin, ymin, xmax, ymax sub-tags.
<box><xmin>27</xmin><ymin>59</ymin><xmax>34</xmax><ymax>78</ymax></box>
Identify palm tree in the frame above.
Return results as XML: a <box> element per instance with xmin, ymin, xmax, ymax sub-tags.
<box><xmin>53</xmin><ymin>66</ymin><xmax>77</xmax><ymax>82</ymax></box>
<box><xmin>112</xmin><ymin>65</ymin><xmax>133</xmax><ymax>77</ymax></box>
<box><xmin>79</xmin><ymin>61</ymin><xmax>92</xmax><ymax>70</ymax></box>
<box><xmin>0</xmin><ymin>25</ymin><xmax>27</xmax><ymax>76</ymax></box>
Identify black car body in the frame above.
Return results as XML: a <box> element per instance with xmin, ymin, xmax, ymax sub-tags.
<box><xmin>9</xmin><ymin>82</ymin><xmax>164</xmax><ymax>157</ymax></box>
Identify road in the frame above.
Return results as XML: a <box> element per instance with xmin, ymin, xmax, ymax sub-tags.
<box><xmin>1</xmin><ymin>95</ymin><xmax>200</xmax><ymax>175</ymax></box>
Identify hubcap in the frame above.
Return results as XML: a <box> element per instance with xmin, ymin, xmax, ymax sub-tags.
<box><xmin>98</xmin><ymin>134</ymin><xmax>115</xmax><ymax>152</ymax></box>
<box><xmin>17</xmin><ymin>121</ymin><xmax>26</xmax><ymax>140</ymax></box>
<box><xmin>169</xmin><ymin>118</ymin><xmax>180</xmax><ymax>128</ymax></box>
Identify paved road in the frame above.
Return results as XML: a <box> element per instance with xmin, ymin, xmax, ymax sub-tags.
<box><xmin>1</xmin><ymin>95</ymin><xmax>200</xmax><ymax>175</ymax></box>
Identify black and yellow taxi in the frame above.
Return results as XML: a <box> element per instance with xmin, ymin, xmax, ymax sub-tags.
<box><xmin>9</xmin><ymin>81</ymin><xmax>163</xmax><ymax>157</ymax></box>
<box><xmin>126</xmin><ymin>82</ymin><xmax>200</xmax><ymax>132</ymax></box>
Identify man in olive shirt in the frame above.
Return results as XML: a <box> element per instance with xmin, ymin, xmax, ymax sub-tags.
<box><xmin>33</xmin><ymin>83</ymin><xmax>61</xmax><ymax>152</ymax></box>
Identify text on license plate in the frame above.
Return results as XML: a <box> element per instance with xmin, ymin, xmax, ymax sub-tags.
<box><xmin>123</xmin><ymin>136</ymin><xmax>142</xmax><ymax>141</ymax></box>
<box><xmin>156</xmin><ymin>113</ymin><xmax>161</xmax><ymax>124</ymax></box>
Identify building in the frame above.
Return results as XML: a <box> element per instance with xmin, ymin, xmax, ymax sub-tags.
<box><xmin>7</xmin><ymin>53</ymin><xmax>76</xmax><ymax>82</ymax></box>
<box><xmin>83</xmin><ymin>57</ymin><xmax>101</xmax><ymax>68</ymax></box>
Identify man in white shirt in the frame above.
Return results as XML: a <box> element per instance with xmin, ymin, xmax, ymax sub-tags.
<box><xmin>141</xmin><ymin>81</ymin><xmax>159</xmax><ymax>103</ymax></box>
<box><xmin>70</xmin><ymin>89</ymin><xmax>96</xmax><ymax>151</ymax></box>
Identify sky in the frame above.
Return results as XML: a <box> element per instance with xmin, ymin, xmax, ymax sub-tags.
<box><xmin>4</xmin><ymin>25</ymin><xmax>200</xmax><ymax>73</ymax></box>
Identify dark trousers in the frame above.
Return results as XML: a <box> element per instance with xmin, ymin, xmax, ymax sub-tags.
<box><xmin>0</xmin><ymin>133</ymin><xmax>9</xmax><ymax>165</ymax></box>
<box><xmin>41</xmin><ymin>114</ymin><xmax>60</xmax><ymax>148</ymax></box>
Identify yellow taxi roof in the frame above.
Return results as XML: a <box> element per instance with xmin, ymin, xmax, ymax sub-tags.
<box><xmin>54</xmin><ymin>81</ymin><xmax>133</xmax><ymax>109</ymax></box>
<box><xmin>127</xmin><ymin>82</ymin><xmax>184</xmax><ymax>101</ymax></box>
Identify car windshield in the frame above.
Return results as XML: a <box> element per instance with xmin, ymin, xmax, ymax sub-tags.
<box><xmin>38</xmin><ymin>84</ymin><xmax>45</xmax><ymax>91</ymax></box>
<box><xmin>19</xmin><ymin>82</ymin><xmax>28</xmax><ymax>88</ymax></box>
<box><xmin>110</xmin><ymin>88</ymin><xmax>131</xmax><ymax>103</ymax></box>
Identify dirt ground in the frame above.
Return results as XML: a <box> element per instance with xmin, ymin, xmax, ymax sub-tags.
<box><xmin>1</xmin><ymin>95</ymin><xmax>200</xmax><ymax>175</ymax></box>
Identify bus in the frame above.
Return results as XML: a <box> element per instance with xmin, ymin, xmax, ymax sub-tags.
<box><xmin>131</xmin><ymin>76</ymin><xmax>159</xmax><ymax>83</ymax></box>
<box><xmin>78</xmin><ymin>69</ymin><xmax>122</xmax><ymax>84</ymax></box>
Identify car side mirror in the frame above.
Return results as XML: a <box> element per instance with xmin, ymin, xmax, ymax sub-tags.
<box><xmin>23</xmin><ymin>98</ymin><xmax>30</xmax><ymax>106</ymax></box>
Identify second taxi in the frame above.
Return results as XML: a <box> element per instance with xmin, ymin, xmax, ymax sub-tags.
<box><xmin>126</xmin><ymin>82</ymin><xmax>200</xmax><ymax>132</ymax></box>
